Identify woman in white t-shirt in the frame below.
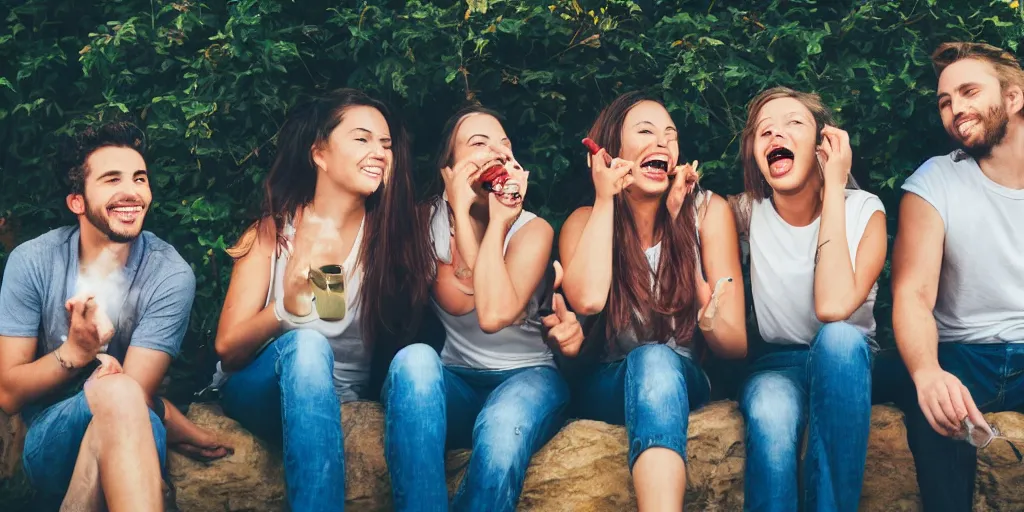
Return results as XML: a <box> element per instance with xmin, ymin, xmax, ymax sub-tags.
<box><xmin>734</xmin><ymin>87</ymin><xmax>888</xmax><ymax>512</ymax></box>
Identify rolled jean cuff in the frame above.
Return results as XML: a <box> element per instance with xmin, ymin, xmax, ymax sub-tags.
<box><xmin>628</xmin><ymin>433</ymin><xmax>687</xmax><ymax>471</ymax></box>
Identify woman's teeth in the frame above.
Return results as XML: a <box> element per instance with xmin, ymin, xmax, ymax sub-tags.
<box><xmin>361</xmin><ymin>166</ymin><xmax>383</xmax><ymax>177</ymax></box>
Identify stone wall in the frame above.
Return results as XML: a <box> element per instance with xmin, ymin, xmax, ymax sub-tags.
<box><xmin>4</xmin><ymin>401</ymin><xmax>1023</xmax><ymax>510</ymax></box>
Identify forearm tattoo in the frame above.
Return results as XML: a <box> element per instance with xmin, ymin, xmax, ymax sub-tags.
<box><xmin>814</xmin><ymin>239</ymin><xmax>831</xmax><ymax>266</ymax></box>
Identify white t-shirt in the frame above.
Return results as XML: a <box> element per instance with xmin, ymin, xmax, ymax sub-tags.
<box><xmin>902</xmin><ymin>151</ymin><xmax>1024</xmax><ymax>343</ymax></box>
<box><xmin>750</xmin><ymin>189</ymin><xmax>885</xmax><ymax>346</ymax></box>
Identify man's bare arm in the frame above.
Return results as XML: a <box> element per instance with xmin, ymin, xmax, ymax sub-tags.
<box><xmin>892</xmin><ymin>193</ymin><xmax>986</xmax><ymax>436</ymax></box>
<box><xmin>0</xmin><ymin>336</ymin><xmax>85</xmax><ymax>414</ymax></box>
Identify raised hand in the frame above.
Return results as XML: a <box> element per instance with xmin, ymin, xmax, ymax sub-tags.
<box><xmin>667</xmin><ymin>160</ymin><xmax>700</xmax><ymax>220</ymax></box>
<box><xmin>281</xmin><ymin>207</ymin><xmax>334</xmax><ymax>318</ymax></box>
<box><xmin>488</xmin><ymin>159</ymin><xmax>529</xmax><ymax>230</ymax></box>
<box><xmin>443</xmin><ymin>149</ymin><xmax>502</xmax><ymax>215</ymax></box>
<box><xmin>62</xmin><ymin>294</ymin><xmax>113</xmax><ymax>368</ymax></box>
<box><xmin>818</xmin><ymin>125</ymin><xmax>852</xmax><ymax>188</ymax></box>
<box><xmin>540</xmin><ymin>261</ymin><xmax>584</xmax><ymax>357</ymax></box>
<box><xmin>585</xmin><ymin>141</ymin><xmax>634</xmax><ymax>200</ymax></box>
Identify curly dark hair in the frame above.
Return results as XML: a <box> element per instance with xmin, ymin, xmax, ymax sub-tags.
<box><xmin>58</xmin><ymin>120</ymin><xmax>147</xmax><ymax>195</ymax></box>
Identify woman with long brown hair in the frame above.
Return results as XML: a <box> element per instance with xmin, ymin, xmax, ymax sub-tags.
<box><xmin>558</xmin><ymin>91</ymin><xmax>748</xmax><ymax>510</ymax></box>
<box><xmin>734</xmin><ymin>87</ymin><xmax>886</xmax><ymax>512</ymax></box>
<box><xmin>207</xmin><ymin>88</ymin><xmax>434</xmax><ymax>511</ymax></box>
<box><xmin>381</xmin><ymin>104</ymin><xmax>569</xmax><ymax>512</ymax></box>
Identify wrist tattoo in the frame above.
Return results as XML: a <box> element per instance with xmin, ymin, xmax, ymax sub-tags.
<box><xmin>814</xmin><ymin>239</ymin><xmax>831</xmax><ymax>265</ymax></box>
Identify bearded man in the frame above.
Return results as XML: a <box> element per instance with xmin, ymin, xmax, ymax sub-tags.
<box><xmin>0</xmin><ymin>120</ymin><xmax>230</xmax><ymax>511</ymax></box>
<box><xmin>892</xmin><ymin>42</ymin><xmax>1024</xmax><ymax>511</ymax></box>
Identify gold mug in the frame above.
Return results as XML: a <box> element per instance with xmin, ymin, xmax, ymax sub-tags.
<box><xmin>308</xmin><ymin>264</ymin><xmax>346</xmax><ymax>321</ymax></box>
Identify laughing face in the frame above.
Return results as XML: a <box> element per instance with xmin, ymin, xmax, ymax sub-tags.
<box><xmin>937</xmin><ymin>58</ymin><xmax>1011</xmax><ymax>159</ymax></box>
<box><xmin>452</xmin><ymin>112</ymin><xmax>516</xmax><ymax>202</ymax></box>
<box><xmin>313</xmin><ymin>105</ymin><xmax>392</xmax><ymax>197</ymax></box>
<box><xmin>619</xmin><ymin>100</ymin><xmax>679</xmax><ymax>196</ymax></box>
<box><xmin>752</xmin><ymin>97</ymin><xmax>821</xmax><ymax>194</ymax></box>
<box><xmin>75</xmin><ymin>146</ymin><xmax>151</xmax><ymax>244</ymax></box>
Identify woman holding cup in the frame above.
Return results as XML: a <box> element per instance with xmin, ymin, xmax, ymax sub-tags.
<box><xmin>210</xmin><ymin>88</ymin><xmax>435</xmax><ymax>511</ymax></box>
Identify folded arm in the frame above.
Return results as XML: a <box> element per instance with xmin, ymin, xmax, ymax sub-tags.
<box><xmin>474</xmin><ymin>218</ymin><xmax>554</xmax><ymax>333</ymax></box>
<box><xmin>813</xmin><ymin>186</ymin><xmax>888</xmax><ymax>322</ymax></box>
<box><xmin>559</xmin><ymin>201</ymin><xmax>615</xmax><ymax>315</ymax></box>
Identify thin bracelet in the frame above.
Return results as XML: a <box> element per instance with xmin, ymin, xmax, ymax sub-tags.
<box><xmin>53</xmin><ymin>346</ymin><xmax>76</xmax><ymax>371</ymax></box>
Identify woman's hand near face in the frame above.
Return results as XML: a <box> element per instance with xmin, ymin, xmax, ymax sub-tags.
<box><xmin>818</xmin><ymin>125</ymin><xmax>852</xmax><ymax>188</ymax></box>
<box><xmin>442</xmin><ymin>150</ymin><xmax>497</xmax><ymax>216</ymax></box>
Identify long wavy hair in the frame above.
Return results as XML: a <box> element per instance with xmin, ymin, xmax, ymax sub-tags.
<box><xmin>228</xmin><ymin>88</ymin><xmax>434</xmax><ymax>351</ymax></box>
<box><xmin>586</xmin><ymin>91</ymin><xmax>700</xmax><ymax>348</ymax></box>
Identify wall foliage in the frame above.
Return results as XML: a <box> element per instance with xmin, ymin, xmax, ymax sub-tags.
<box><xmin>1</xmin><ymin>0</ymin><xmax>1022</xmax><ymax>410</ymax></box>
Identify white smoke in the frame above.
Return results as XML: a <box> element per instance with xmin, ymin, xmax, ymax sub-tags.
<box><xmin>296</xmin><ymin>209</ymin><xmax>342</xmax><ymax>266</ymax></box>
<box><xmin>74</xmin><ymin>247</ymin><xmax>128</xmax><ymax>352</ymax></box>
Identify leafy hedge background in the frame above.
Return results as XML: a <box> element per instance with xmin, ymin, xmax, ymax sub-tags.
<box><xmin>1</xmin><ymin>0</ymin><xmax>1023</xmax><ymax>505</ymax></box>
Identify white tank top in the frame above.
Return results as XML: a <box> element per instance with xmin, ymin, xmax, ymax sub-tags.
<box><xmin>749</xmin><ymin>189</ymin><xmax>884</xmax><ymax>346</ymax></box>
<box><xmin>429</xmin><ymin>197</ymin><xmax>554</xmax><ymax>370</ymax></box>
<box><xmin>210</xmin><ymin>216</ymin><xmax>370</xmax><ymax>402</ymax></box>
<box><xmin>902</xmin><ymin>151</ymin><xmax>1024</xmax><ymax>343</ymax></box>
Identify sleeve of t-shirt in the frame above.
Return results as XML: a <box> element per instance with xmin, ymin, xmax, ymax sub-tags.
<box><xmin>901</xmin><ymin>158</ymin><xmax>949</xmax><ymax>229</ymax></box>
<box><xmin>0</xmin><ymin>244</ymin><xmax>44</xmax><ymax>338</ymax></box>
<box><xmin>852</xmin><ymin>191</ymin><xmax>886</xmax><ymax>245</ymax></box>
<box><xmin>129</xmin><ymin>270</ymin><xmax>196</xmax><ymax>358</ymax></box>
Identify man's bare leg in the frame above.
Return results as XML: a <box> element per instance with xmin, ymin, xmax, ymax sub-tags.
<box><xmin>59</xmin><ymin>423</ymin><xmax>106</xmax><ymax>512</ymax></box>
<box><xmin>69</xmin><ymin>374</ymin><xmax>163</xmax><ymax>511</ymax></box>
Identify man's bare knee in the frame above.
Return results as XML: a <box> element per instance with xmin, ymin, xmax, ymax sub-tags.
<box><xmin>83</xmin><ymin>374</ymin><xmax>148</xmax><ymax>419</ymax></box>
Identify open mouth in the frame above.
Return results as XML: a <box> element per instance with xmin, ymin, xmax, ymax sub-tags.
<box><xmin>766</xmin><ymin>147</ymin><xmax>795</xmax><ymax>177</ymax></box>
<box><xmin>481</xmin><ymin>163</ymin><xmax>510</xmax><ymax>192</ymax></box>
<box><xmin>639</xmin><ymin>154</ymin><xmax>670</xmax><ymax>181</ymax></box>
<box><xmin>107</xmin><ymin>204</ymin><xmax>144</xmax><ymax>224</ymax></box>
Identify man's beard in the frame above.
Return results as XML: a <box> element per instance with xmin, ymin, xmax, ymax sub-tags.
<box><xmin>952</xmin><ymin>104</ymin><xmax>1009</xmax><ymax>160</ymax></box>
<box><xmin>84</xmin><ymin>198</ymin><xmax>142</xmax><ymax>244</ymax></box>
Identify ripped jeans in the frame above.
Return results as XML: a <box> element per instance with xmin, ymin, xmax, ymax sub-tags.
<box><xmin>382</xmin><ymin>344</ymin><xmax>569</xmax><ymax>512</ymax></box>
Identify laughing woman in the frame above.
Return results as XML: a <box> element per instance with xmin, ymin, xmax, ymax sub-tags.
<box><xmin>557</xmin><ymin>91</ymin><xmax>748</xmax><ymax>511</ymax></box>
<box><xmin>210</xmin><ymin>89</ymin><xmax>434</xmax><ymax>511</ymax></box>
<box><xmin>382</xmin><ymin>104</ymin><xmax>569</xmax><ymax>512</ymax></box>
<box><xmin>734</xmin><ymin>87</ymin><xmax>887</xmax><ymax>512</ymax></box>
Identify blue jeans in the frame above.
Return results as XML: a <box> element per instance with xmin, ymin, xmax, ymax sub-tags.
<box><xmin>220</xmin><ymin>329</ymin><xmax>345</xmax><ymax>512</ymax></box>
<box><xmin>904</xmin><ymin>342</ymin><xmax>1024</xmax><ymax>512</ymax></box>
<box><xmin>572</xmin><ymin>343</ymin><xmax>710</xmax><ymax>469</ymax></box>
<box><xmin>21</xmin><ymin>391</ymin><xmax>167</xmax><ymax>505</ymax></box>
<box><xmin>382</xmin><ymin>343</ymin><xmax>569</xmax><ymax>512</ymax></box>
<box><xmin>740</xmin><ymin>322</ymin><xmax>873</xmax><ymax>512</ymax></box>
